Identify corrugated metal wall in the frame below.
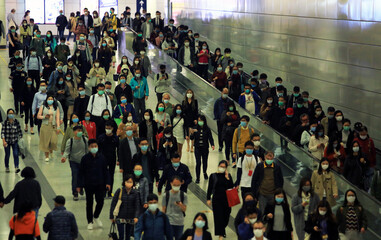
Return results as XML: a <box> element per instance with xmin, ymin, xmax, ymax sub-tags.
<box><xmin>171</xmin><ymin>0</ymin><xmax>381</xmax><ymax>147</ymax></box>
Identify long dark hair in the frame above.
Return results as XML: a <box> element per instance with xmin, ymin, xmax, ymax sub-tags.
<box><xmin>297</xmin><ymin>177</ymin><xmax>314</xmax><ymax>198</ymax></box>
<box><xmin>273</xmin><ymin>188</ymin><xmax>289</xmax><ymax>206</ymax></box>
<box><xmin>326</xmin><ymin>136</ymin><xmax>340</xmax><ymax>155</ymax></box>
<box><xmin>171</xmin><ymin>104</ymin><xmax>184</xmax><ymax>120</ymax></box>
<box><xmin>192</xmin><ymin>212</ymin><xmax>209</xmax><ymax>231</ymax></box>
<box><xmin>349</xmin><ymin>140</ymin><xmax>362</xmax><ymax>156</ymax></box>
<box><xmin>122</xmin><ymin>111</ymin><xmax>133</xmax><ymax>124</ymax></box>
<box><xmin>43</xmin><ymin>93</ymin><xmax>58</xmax><ymax>110</ymax></box>
<box><xmin>17</xmin><ymin>201</ymin><xmax>34</xmax><ymax>220</ymax></box>
<box><xmin>312</xmin><ymin>200</ymin><xmax>336</xmax><ymax>223</ymax></box>
<box><xmin>143</xmin><ymin>109</ymin><xmax>154</xmax><ymax>122</ymax></box>
<box><xmin>317</xmin><ymin>157</ymin><xmax>331</xmax><ymax>174</ymax></box>
<box><xmin>197</xmin><ymin>115</ymin><xmax>208</xmax><ymax>129</ymax></box>
<box><xmin>314</xmin><ymin>124</ymin><xmax>325</xmax><ymax>140</ymax></box>
<box><xmin>343</xmin><ymin>189</ymin><xmax>361</xmax><ymax>207</ymax></box>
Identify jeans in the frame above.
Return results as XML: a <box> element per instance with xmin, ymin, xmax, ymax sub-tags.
<box><xmin>171</xmin><ymin>225</ymin><xmax>184</xmax><ymax>240</ymax></box>
<box><xmin>58</xmin><ymin>29</ymin><xmax>64</xmax><ymax>39</ymax></box>
<box><xmin>67</xmin><ymin>31</ymin><xmax>73</xmax><ymax>41</ymax></box>
<box><xmin>194</xmin><ymin>147</ymin><xmax>209</xmax><ymax>180</ymax></box>
<box><xmin>117</xmin><ymin>222</ymin><xmax>134</xmax><ymax>240</ymax></box>
<box><xmin>258</xmin><ymin>194</ymin><xmax>273</xmax><ymax>214</ymax></box>
<box><xmin>84</xmin><ymin>185</ymin><xmax>105</xmax><ymax>223</ymax></box>
<box><xmin>4</xmin><ymin>142</ymin><xmax>19</xmax><ymax>168</ymax></box>
<box><xmin>69</xmin><ymin>161</ymin><xmax>80</xmax><ymax>195</ymax></box>
<box><xmin>133</xmin><ymin>97</ymin><xmax>146</xmax><ymax>122</ymax></box>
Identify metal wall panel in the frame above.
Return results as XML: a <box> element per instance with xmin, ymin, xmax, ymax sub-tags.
<box><xmin>172</xmin><ymin>0</ymin><xmax>381</xmax><ymax>146</ymax></box>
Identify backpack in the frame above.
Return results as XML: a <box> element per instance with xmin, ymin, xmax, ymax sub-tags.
<box><xmin>26</xmin><ymin>55</ymin><xmax>41</xmax><ymax>72</ymax></box>
<box><xmin>69</xmin><ymin>135</ymin><xmax>87</xmax><ymax>160</ymax></box>
<box><xmin>165</xmin><ymin>191</ymin><xmax>186</xmax><ymax>217</ymax></box>
<box><xmin>90</xmin><ymin>94</ymin><xmax>109</xmax><ymax>114</ymax></box>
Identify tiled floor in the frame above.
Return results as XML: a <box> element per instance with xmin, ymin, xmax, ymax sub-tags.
<box><xmin>0</xmin><ymin>47</ymin><xmax>240</xmax><ymax>239</ymax></box>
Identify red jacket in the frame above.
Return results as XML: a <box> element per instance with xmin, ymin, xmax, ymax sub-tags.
<box><xmin>354</xmin><ymin>137</ymin><xmax>376</xmax><ymax>167</ymax></box>
<box><xmin>9</xmin><ymin>211</ymin><xmax>40</xmax><ymax>237</ymax></box>
<box><xmin>324</xmin><ymin>145</ymin><xmax>346</xmax><ymax>169</ymax></box>
<box><xmin>82</xmin><ymin>120</ymin><xmax>97</xmax><ymax>140</ymax></box>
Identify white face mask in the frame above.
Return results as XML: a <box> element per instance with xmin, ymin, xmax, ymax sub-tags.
<box><xmin>321</xmin><ymin>164</ymin><xmax>329</xmax><ymax>170</ymax></box>
<box><xmin>172</xmin><ymin>186</ymin><xmax>180</xmax><ymax>191</ymax></box>
<box><xmin>144</xmin><ymin>115</ymin><xmax>150</xmax><ymax>121</ymax></box>
<box><xmin>319</xmin><ymin>210</ymin><xmax>327</xmax><ymax>216</ymax></box>
<box><xmin>122</xmin><ymin>59</ymin><xmax>127</xmax><ymax>63</ymax></box>
<box><xmin>253</xmin><ymin>141</ymin><xmax>260</xmax><ymax>147</ymax></box>
<box><xmin>127</xmin><ymin>116</ymin><xmax>133</xmax><ymax>121</ymax></box>
<box><xmin>249</xmin><ymin>218</ymin><xmax>257</xmax><ymax>224</ymax></box>
<box><xmin>347</xmin><ymin>196</ymin><xmax>356</xmax><ymax>203</ymax></box>
<box><xmin>267</xmin><ymin>100</ymin><xmax>273</xmax><ymax>104</ymax></box>
<box><xmin>134</xmin><ymin>61</ymin><xmax>139</xmax><ymax>65</ymax></box>
<box><xmin>359</xmin><ymin>135</ymin><xmax>367</xmax><ymax>140</ymax></box>
<box><xmin>218</xmin><ymin>167</ymin><xmax>226</xmax><ymax>173</ymax></box>
<box><xmin>105</xmin><ymin>129</ymin><xmax>112</xmax><ymax>134</ymax></box>
<box><xmin>253</xmin><ymin>229</ymin><xmax>263</xmax><ymax>238</ymax></box>
<box><xmin>94</xmin><ymin>63</ymin><xmax>100</xmax><ymax>68</ymax></box>
<box><xmin>186</xmin><ymin>93</ymin><xmax>193</xmax><ymax>99</ymax></box>
<box><xmin>335</xmin><ymin>116</ymin><xmax>343</xmax><ymax>121</ymax></box>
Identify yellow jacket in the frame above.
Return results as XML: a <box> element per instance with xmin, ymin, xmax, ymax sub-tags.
<box><xmin>232</xmin><ymin>127</ymin><xmax>254</xmax><ymax>154</ymax></box>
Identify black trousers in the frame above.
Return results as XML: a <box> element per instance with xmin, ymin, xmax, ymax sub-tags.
<box><xmin>212</xmin><ymin>196</ymin><xmax>231</xmax><ymax>236</ymax></box>
<box><xmin>194</xmin><ymin>147</ymin><xmax>209</xmax><ymax>180</ymax></box>
<box><xmin>197</xmin><ymin>64</ymin><xmax>209</xmax><ymax>80</ymax></box>
<box><xmin>13</xmin><ymin>90</ymin><xmax>23</xmax><ymax>115</ymax></box>
<box><xmin>224</xmin><ymin>138</ymin><xmax>232</xmax><ymax>161</ymax></box>
<box><xmin>84</xmin><ymin>184</ymin><xmax>105</xmax><ymax>224</ymax></box>
<box><xmin>24</xmin><ymin>106</ymin><xmax>34</xmax><ymax>127</ymax></box>
<box><xmin>156</xmin><ymin>92</ymin><xmax>163</xmax><ymax>102</ymax></box>
<box><xmin>107</xmin><ymin>159</ymin><xmax>116</xmax><ymax>195</ymax></box>
<box><xmin>28</xmin><ymin>70</ymin><xmax>41</xmax><ymax>89</ymax></box>
<box><xmin>217</xmin><ymin>120</ymin><xmax>224</xmax><ymax>149</ymax></box>
<box><xmin>240</xmin><ymin>187</ymin><xmax>252</xmax><ymax>200</ymax></box>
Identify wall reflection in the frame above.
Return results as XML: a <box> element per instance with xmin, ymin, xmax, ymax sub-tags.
<box><xmin>171</xmin><ymin>0</ymin><xmax>381</xmax><ymax>146</ymax></box>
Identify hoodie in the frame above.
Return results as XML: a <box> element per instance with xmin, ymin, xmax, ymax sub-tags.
<box><xmin>9</xmin><ymin>211</ymin><xmax>40</xmax><ymax>237</ymax></box>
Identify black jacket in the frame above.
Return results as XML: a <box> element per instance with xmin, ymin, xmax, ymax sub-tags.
<box><xmin>305</xmin><ymin>214</ymin><xmax>339</xmax><ymax>240</ymax></box>
<box><xmin>96</xmin><ymin>119</ymin><xmax>117</xmax><ymax>138</ymax></box>
<box><xmin>292</xmin><ymin>124</ymin><xmax>310</xmax><ymax>146</ymax></box>
<box><xmin>158</xmin><ymin>163</ymin><xmax>192</xmax><ymax>193</ymax></box>
<box><xmin>73</xmin><ymin>95</ymin><xmax>90</xmax><ymax>120</ymax></box>
<box><xmin>0</xmin><ymin>181</ymin><xmax>4</xmax><ymax>202</ymax></box>
<box><xmin>77</xmin><ymin>152</ymin><xmax>110</xmax><ymax>187</ymax></box>
<box><xmin>138</xmin><ymin>121</ymin><xmax>158</xmax><ymax>151</ymax></box>
<box><xmin>158</xmin><ymin>136</ymin><xmax>178</xmax><ymax>165</ymax></box>
<box><xmin>152</xmin><ymin>17</ymin><xmax>164</xmax><ymax>30</ymax></box>
<box><xmin>98</xmin><ymin>133</ymin><xmax>119</xmax><ymax>162</ymax></box>
<box><xmin>190</xmin><ymin>126</ymin><xmax>214</xmax><ymax>150</ymax></box>
<box><xmin>278</xmin><ymin>116</ymin><xmax>298</xmax><ymax>139</ymax></box>
<box><xmin>177</xmin><ymin>46</ymin><xmax>196</xmax><ymax>66</ymax></box>
<box><xmin>43</xmin><ymin>206</ymin><xmax>78</xmax><ymax>239</ymax></box>
<box><xmin>115</xmin><ymin>84</ymin><xmax>133</xmax><ymax>104</ymax></box>
<box><xmin>181</xmin><ymin>99</ymin><xmax>199</xmax><ymax>127</ymax></box>
<box><xmin>266</xmin><ymin>107</ymin><xmax>286</xmax><ymax>131</ymax></box>
<box><xmin>264</xmin><ymin>203</ymin><xmax>293</xmax><ymax>237</ymax></box>
<box><xmin>179</xmin><ymin>229</ymin><xmax>212</xmax><ymax>240</ymax></box>
<box><xmin>79</xmin><ymin>14</ymin><xmax>93</xmax><ymax>28</ymax></box>
<box><xmin>132</xmin><ymin>151</ymin><xmax>159</xmax><ymax>182</ymax></box>
<box><xmin>109</xmin><ymin>188</ymin><xmax>140</xmax><ymax>219</ymax></box>
<box><xmin>251</xmin><ymin>162</ymin><xmax>284</xmax><ymax>197</ymax></box>
<box><xmin>4</xmin><ymin>178</ymin><xmax>42</xmax><ymax>213</ymax></box>
<box><xmin>132</xmin><ymin>37</ymin><xmax>148</xmax><ymax>54</ymax></box>
<box><xmin>118</xmin><ymin>137</ymin><xmax>139</xmax><ymax>174</ymax></box>
<box><xmin>21</xmin><ymin>85</ymin><xmax>37</xmax><ymax>108</ymax></box>
<box><xmin>55</xmin><ymin>15</ymin><xmax>68</xmax><ymax>30</ymax></box>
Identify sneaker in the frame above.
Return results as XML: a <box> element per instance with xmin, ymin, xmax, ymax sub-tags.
<box><xmin>94</xmin><ymin>218</ymin><xmax>103</xmax><ymax>228</ymax></box>
<box><xmin>87</xmin><ymin>223</ymin><xmax>94</xmax><ymax>230</ymax></box>
<box><xmin>45</xmin><ymin>157</ymin><xmax>50</xmax><ymax>162</ymax></box>
<box><xmin>204</xmin><ymin>173</ymin><xmax>208</xmax><ymax>180</ymax></box>
<box><xmin>15</xmin><ymin>168</ymin><xmax>20</xmax><ymax>173</ymax></box>
<box><xmin>5</xmin><ymin>168</ymin><xmax>10</xmax><ymax>173</ymax></box>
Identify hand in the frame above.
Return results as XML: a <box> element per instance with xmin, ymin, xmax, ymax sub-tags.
<box><xmin>56</xmin><ymin>129</ymin><xmax>60</xmax><ymax>134</ymax></box>
<box><xmin>116</xmin><ymin>162</ymin><xmax>119</xmax><ymax>166</ymax></box>
<box><xmin>134</xmin><ymin>218</ymin><xmax>138</xmax><ymax>224</ymax></box>
<box><xmin>227</xmin><ymin>122</ymin><xmax>232</xmax><ymax>126</ymax></box>
<box><xmin>267</xmin><ymin>213</ymin><xmax>273</xmax><ymax>219</ymax></box>
<box><xmin>135</xmin><ymin>85</ymin><xmax>140</xmax><ymax>89</ymax></box>
<box><xmin>194</xmin><ymin>120</ymin><xmax>197</xmax><ymax>124</ymax></box>
<box><xmin>226</xmin><ymin>112</ymin><xmax>232</xmax><ymax>116</ymax></box>
<box><xmin>0</xmin><ymin>202</ymin><xmax>4</xmax><ymax>208</ymax></box>
<box><xmin>244</xmin><ymin>217</ymin><xmax>250</xmax><ymax>224</ymax></box>
<box><xmin>211</xmin><ymin>146</ymin><xmax>215</xmax><ymax>150</ymax></box>
<box><xmin>360</xmin><ymin>158</ymin><xmax>365</xmax><ymax>163</ymax></box>
<box><xmin>61</xmin><ymin>157</ymin><xmax>66</xmax><ymax>163</ymax></box>
<box><xmin>333</xmin><ymin>194</ymin><xmax>338</xmax><ymax>199</ymax></box>
<box><xmin>45</xmin><ymin>114</ymin><xmax>50</xmax><ymax>119</ymax></box>
<box><xmin>190</xmin><ymin>64</ymin><xmax>193</xmax><ymax>67</ymax></box>
<box><xmin>302</xmin><ymin>201</ymin><xmax>308</xmax><ymax>207</ymax></box>
<box><xmin>186</xmin><ymin>236</ymin><xmax>192</xmax><ymax>240</ymax></box>
<box><xmin>119</xmin><ymin>169</ymin><xmax>123</xmax><ymax>173</ymax></box>
<box><xmin>233</xmin><ymin>153</ymin><xmax>237</xmax><ymax>159</ymax></box>
<box><xmin>10</xmin><ymin>88</ymin><xmax>13</xmax><ymax>92</ymax></box>
<box><xmin>333</xmin><ymin>153</ymin><xmax>338</xmax><ymax>158</ymax></box>
<box><xmin>21</xmin><ymin>102</ymin><xmax>25</xmax><ymax>106</ymax></box>
<box><xmin>96</xmin><ymin>74</ymin><xmax>100</xmax><ymax>77</ymax></box>
<box><xmin>3</xmin><ymin>141</ymin><xmax>7</xmax><ymax>148</ymax></box>
<box><xmin>313</xmin><ymin>226</ymin><xmax>319</xmax><ymax>232</ymax></box>
<box><xmin>106</xmin><ymin>185</ymin><xmax>111</xmax><ymax>191</ymax></box>
<box><xmin>361</xmin><ymin>227</ymin><xmax>365</xmax><ymax>233</ymax></box>
<box><xmin>40</xmin><ymin>73</ymin><xmax>43</xmax><ymax>76</ymax></box>
<box><xmin>143</xmin><ymin>203</ymin><xmax>148</xmax><ymax>208</ymax></box>
<box><xmin>207</xmin><ymin>200</ymin><xmax>211</xmax><ymax>206</ymax></box>
<box><xmin>76</xmin><ymin>187</ymin><xmax>82</xmax><ymax>193</ymax></box>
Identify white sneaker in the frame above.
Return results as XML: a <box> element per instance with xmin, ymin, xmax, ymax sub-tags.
<box><xmin>5</xmin><ymin>168</ymin><xmax>10</xmax><ymax>173</ymax></box>
<box><xmin>45</xmin><ymin>157</ymin><xmax>50</xmax><ymax>162</ymax></box>
<box><xmin>94</xmin><ymin>218</ymin><xmax>103</xmax><ymax>227</ymax></box>
<box><xmin>87</xmin><ymin>223</ymin><xmax>93</xmax><ymax>230</ymax></box>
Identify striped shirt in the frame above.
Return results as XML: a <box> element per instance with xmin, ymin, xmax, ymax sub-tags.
<box><xmin>346</xmin><ymin>206</ymin><xmax>358</xmax><ymax>230</ymax></box>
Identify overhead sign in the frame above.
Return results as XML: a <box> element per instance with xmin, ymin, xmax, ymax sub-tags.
<box><xmin>137</xmin><ymin>0</ymin><xmax>147</xmax><ymax>13</ymax></box>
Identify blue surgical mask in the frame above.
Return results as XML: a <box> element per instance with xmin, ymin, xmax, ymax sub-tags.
<box><xmin>318</xmin><ymin>132</ymin><xmax>324</xmax><ymax>137</ymax></box>
<box><xmin>311</xmin><ymin>126</ymin><xmax>316</xmax><ymax>132</ymax></box>
<box><xmin>72</xmin><ymin>118</ymin><xmax>79</xmax><ymax>123</ymax></box>
<box><xmin>275</xmin><ymin>197</ymin><xmax>284</xmax><ymax>204</ymax></box>
<box><xmin>126</xmin><ymin>130</ymin><xmax>133</xmax><ymax>136</ymax></box>
<box><xmin>120</xmin><ymin>79</ymin><xmax>126</xmax><ymax>84</ymax></box>
<box><xmin>265</xmin><ymin>159</ymin><xmax>274</xmax><ymax>165</ymax></box>
<box><xmin>8</xmin><ymin>114</ymin><xmax>14</xmax><ymax>119</ymax></box>
<box><xmin>141</xmin><ymin>145</ymin><xmax>149</xmax><ymax>151</ymax></box>
<box><xmin>121</xmin><ymin>99</ymin><xmax>127</xmax><ymax>104</ymax></box>
<box><xmin>163</xmin><ymin>99</ymin><xmax>169</xmax><ymax>104</ymax></box>
<box><xmin>251</xmin><ymin>84</ymin><xmax>256</xmax><ymax>88</ymax></box>
<box><xmin>246</xmin><ymin>149</ymin><xmax>253</xmax><ymax>155</ymax></box>
<box><xmin>240</xmin><ymin>121</ymin><xmax>247</xmax><ymax>127</ymax></box>
<box><xmin>195</xmin><ymin>220</ymin><xmax>205</xmax><ymax>229</ymax></box>
<box><xmin>85</xmin><ymin>116</ymin><xmax>91</xmax><ymax>121</ymax></box>
<box><xmin>79</xmin><ymin>90</ymin><xmax>86</xmax><ymax>96</ymax></box>
<box><xmin>172</xmin><ymin>162</ymin><xmax>180</xmax><ymax>168</ymax></box>
<box><xmin>26</xmin><ymin>81</ymin><xmax>32</xmax><ymax>85</ymax></box>
<box><xmin>47</xmin><ymin>100</ymin><xmax>54</xmax><ymax>105</ymax></box>
<box><xmin>232</xmin><ymin>70</ymin><xmax>238</xmax><ymax>74</ymax></box>
<box><xmin>102</xmin><ymin>43</ymin><xmax>107</xmax><ymax>47</ymax></box>
<box><xmin>176</xmin><ymin>109</ymin><xmax>182</xmax><ymax>115</ymax></box>
<box><xmin>58</xmin><ymin>80</ymin><xmax>64</xmax><ymax>85</ymax></box>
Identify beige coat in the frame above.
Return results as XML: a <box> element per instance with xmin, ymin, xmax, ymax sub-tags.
<box><xmin>88</xmin><ymin>67</ymin><xmax>106</xmax><ymax>87</ymax></box>
<box><xmin>311</xmin><ymin>170</ymin><xmax>338</xmax><ymax>207</ymax></box>
<box><xmin>69</xmin><ymin>17</ymin><xmax>76</xmax><ymax>32</ymax></box>
<box><xmin>308</xmin><ymin>135</ymin><xmax>329</xmax><ymax>160</ymax></box>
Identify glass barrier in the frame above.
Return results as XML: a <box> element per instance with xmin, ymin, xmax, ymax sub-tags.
<box><xmin>120</xmin><ymin>29</ymin><xmax>381</xmax><ymax>240</ymax></box>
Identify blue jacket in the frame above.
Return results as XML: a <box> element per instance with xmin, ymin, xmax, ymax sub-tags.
<box><xmin>130</xmin><ymin>76</ymin><xmax>149</xmax><ymax>99</ymax></box>
<box><xmin>47</xmin><ymin>70</ymin><xmax>65</xmax><ymax>90</ymax></box>
<box><xmin>250</xmin><ymin>162</ymin><xmax>284</xmax><ymax>197</ymax></box>
<box><xmin>112</xmin><ymin>103</ymin><xmax>137</xmax><ymax>120</ymax></box>
<box><xmin>213</xmin><ymin>97</ymin><xmax>232</xmax><ymax>120</ymax></box>
<box><xmin>238</xmin><ymin>91</ymin><xmax>261</xmax><ymax>116</ymax></box>
<box><xmin>134</xmin><ymin>210</ymin><xmax>172</xmax><ymax>240</ymax></box>
<box><xmin>43</xmin><ymin>206</ymin><xmax>78</xmax><ymax>240</ymax></box>
<box><xmin>237</xmin><ymin>222</ymin><xmax>254</xmax><ymax>240</ymax></box>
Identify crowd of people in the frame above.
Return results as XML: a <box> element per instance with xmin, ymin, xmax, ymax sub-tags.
<box><xmin>1</xmin><ymin>5</ymin><xmax>380</xmax><ymax>240</ymax></box>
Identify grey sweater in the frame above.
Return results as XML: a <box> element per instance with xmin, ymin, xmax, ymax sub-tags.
<box><xmin>63</xmin><ymin>137</ymin><xmax>88</xmax><ymax>163</ymax></box>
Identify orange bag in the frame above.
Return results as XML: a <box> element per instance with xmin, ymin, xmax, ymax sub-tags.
<box><xmin>226</xmin><ymin>188</ymin><xmax>240</xmax><ymax>207</ymax></box>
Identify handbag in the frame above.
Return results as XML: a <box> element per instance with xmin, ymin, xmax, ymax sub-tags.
<box><xmin>108</xmin><ymin>222</ymin><xmax>118</xmax><ymax>240</ymax></box>
<box><xmin>113</xmin><ymin>188</ymin><xmax>123</xmax><ymax>217</ymax></box>
<box><xmin>226</xmin><ymin>188</ymin><xmax>240</xmax><ymax>207</ymax></box>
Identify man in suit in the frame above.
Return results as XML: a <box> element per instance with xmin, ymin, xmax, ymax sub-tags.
<box><xmin>141</xmin><ymin>14</ymin><xmax>153</xmax><ymax>40</ymax></box>
<box><xmin>164</xmin><ymin>19</ymin><xmax>176</xmax><ymax>36</ymax></box>
<box><xmin>152</xmin><ymin>11</ymin><xmax>164</xmax><ymax>31</ymax></box>
<box><xmin>118</xmin><ymin>126</ymin><xmax>139</xmax><ymax>176</ymax></box>
<box><xmin>80</xmin><ymin>8</ymin><xmax>93</xmax><ymax>29</ymax></box>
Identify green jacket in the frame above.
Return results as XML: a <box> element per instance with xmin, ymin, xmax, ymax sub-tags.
<box><xmin>61</xmin><ymin>125</ymin><xmax>88</xmax><ymax>153</ymax></box>
<box><xmin>336</xmin><ymin>204</ymin><xmax>367</xmax><ymax>233</ymax></box>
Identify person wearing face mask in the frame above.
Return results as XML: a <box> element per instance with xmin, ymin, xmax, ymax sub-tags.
<box><xmin>182</xmin><ymin>89</ymin><xmax>198</xmax><ymax>152</ymax></box>
<box><xmin>8</xmin><ymin>26</ymin><xmax>21</xmax><ymax>58</ymax></box>
<box><xmin>265</xmin><ymin>95</ymin><xmax>286</xmax><ymax>131</ymax></box>
<box><xmin>207</xmin><ymin>160</ymin><xmax>234</xmax><ymax>240</ymax></box>
<box><xmin>87</xmin><ymin>60</ymin><xmax>106</xmax><ymax>93</ymax></box>
<box><xmin>196</xmin><ymin>42</ymin><xmax>211</xmax><ymax>80</ymax></box>
<box><xmin>286</xmin><ymin>86</ymin><xmax>301</xmax><ymax>108</ymax></box>
<box><xmin>292</xmin><ymin>113</ymin><xmax>311</xmax><ymax>146</ymax></box>
<box><xmin>321</xmin><ymin>106</ymin><xmax>335</xmax><ymax>136</ymax></box>
<box><xmin>180</xmin><ymin>212</ymin><xmax>212</xmax><ymax>240</ymax></box>
<box><xmin>9</xmin><ymin>62</ymin><xmax>27</xmax><ymax>116</ymax></box>
<box><xmin>217</xmin><ymin>48</ymin><xmax>235</xmax><ymax>70</ymax></box>
<box><xmin>37</xmin><ymin>94</ymin><xmax>61</xmax><ymax>162</ymax></box>
<box><xmin>157</xmin><ymin>127</ymin><xmax>178</xmax><ymax>168</ymax></box>
<box><xmin>79</xmin><ymin>8</ymin><xmax>93</xmax><ymax>29</ymax></box>
<box><xmin>210</xmin><ymin>47</ymin><xmax>223</xmax><ymax>71</ymax></box>
<box><xmin>161</xmin><ymin>176</ymin><xmax>188</xmax><ymax>240</ymax></box>
<box><xmin>263</xmin><ymin>188</ymin><xmax>293</xmax><ymax>240</ymax></box>
<box><xmin>155</xmin><ymin>102</ymin><xmax>171</xmax><ymax>130</ymax></box>
<box><xmin>324</xmin><ymin>136</ymin><xmax>346</xmax><ymax>173</ymax></box>
<box><xmin>141</xmin><ymin>14</ymin><xmax>154</xmax><ymax>40</ymax></box>
<box><xmin>61</xmin><ymin>126</ymin><xmax>88</xmax><ymax>200</ymax></box>
<box><xmin>96</xmin><ymin>109</ymin><xmax>117</xmax><ymax>138</ymax></box>
<box><xmin>63</xmin><ymin>57</ymin><xmax>81</xmax><ymax>84</ymax></box>
<box><xmin>210</xmin><ymin>63</ymin><xmax>228</xmax><ymax>90</ymax></box>
<box><xmin>109</xmin><ymin>175</ymin><xmax>140</xmax><ymax>240</ymax></box>
<box><xmin>21</xmin><ymin>77</ymin><xmax>37</xmax><ymax>133</ymax></box>
<box><xmin>214</xmin><ymin>88</ymin><xmax>233</xmax><ymax>151</ymax></box>
<box><xmin>67</xmin><ymin>12</ymin><xmax>77</xmax><ymax>41</ymax></box>
<box><xmin>154</xmin><ymin>65</ymin><xmax>171</xmax><ymax>101</ymax></box>
<box><xmin>308</xmin><ymin>124</ymin><xmax>329</xmax><ymax>161</ymax></box>
<box><xmin>119</xmin><ymin>126</ymin><xmax>140</xmax><ymax>174</ymax></box>
<box><xmin>310</xmin><ymin>105</ymin><xmax>325</xmax><ymax>124</ymax></box>
<box><xmin>343</xmin><ymin>141</ymin><xmax>369</xmax><ymax>189</ymax></box>
<box><xmin>158</xmin><ymin>154</ymin><xmax>192</xmax><ymax>195</ymax></box>
<box><xmin>311</xmin><ymin>158</ymin><xmax>338</xmax><ymax>207</ymax></box>
<box><xmin>170</xmin><ymin>104</ymin><xmax>186</xmax><ymax>157</ymax></box>
<box><xmin>1</xmin><ymin>109</ymin><xmax>22</xmax><ymax>173</ymax></box>
<box><xmin>232</xmin><ymin>115</ymin><xmax>255</xmax><ymax>167</ymax></box>
<box><xmin>164</xmin><ymin>19</ymin><xmax>176</xmax><ymax>35</ymax></box>
<box><xmin>336</xmin><ymin>190</ymin><xmax>368</xmax><ymax>240</ymax></box>
<box><xmin>239</xmin><ymin>84</ymin><xmax>261</xmax><ymax>116</ymax></box>
<box><xmin>74</xmin><ymin>34</ymin><xmax>92</xmax><ymax>82</ymax></box>
<box><xmin>132</xmin><ymin>138</ymin><xmax>159</xmax><ymax>193</ymax></box>
<box><xmin>132</xmin><ymin>12</ymin><xmax>142</xmax><ymax>32</ymax></box>
<box><xmin>130</xmin><ymin>69</ymin><xmax>149</xmax><ymax>121</ymax></box>
<box><xmin>77</xmin><ymin>139</ymin><xmax>111</xmax><ymax>230</ymax></box>
<box><xmin>293</xmin><ymin>97</ymin><xmax>309</xmax><ymax>123</ymax></box>
<box><xmin>131</xmin><ymin>164</ymin><xmax>149</xmax><ymax>212</ymax></box>
<box><xmin>24</xmin><ymin>47</ymin><xmax>43</xmax><ymax>88</ymax></box>
<box><xmin>190</xmin><ymin>115</ymin><xmax>215</xmax><ymax>183</ymax></box>
<box><xmin>116</xmin><ymin>56</ymin><xmax>131</xmax><ymax>74</ymax></box>
<box><xmin>152</xmin><ymin>11</ymin><xmax>164</xmax><ymax>30</ymax></box>
<box><xmin>47</xmin><ymin>61</ymin><xmax>65</xmax><ymax>90</ymax></box>
<box><xmin>162</xmin><ymin>33</ymin><xmax>178</xmax><ymax>58</ymax></box>
<box><xmin>305</xmin><ymin>200</ymin><xmax>339</xmax><ymax>240</ymax></box>
<box><xmin>250</xmin><ymin>133</ymin><xmax>265</xmax><ymax>160</ymax></box>
<box><xmin>100</xmin><ymin>30</ymin><xmax>115</xmax><ymax>49</ymax></box>
<box><xmin>236</xmin><ymin>141</ymin><xmax>262</xmax><ymax>199</ymax></box>
<box><xmin>54</xmin><ymin>38</ymin><xmax>70</xmax><ymax>64</ymax></box>
<box><xmin>139</xmin><ymin>49</ymin><xmax>152</xmax><ymax>77</ymax></box>
<box><xmin>60</xmin><ymin>113</ymin><xmax>88</xmax><ymax>155</ymax></box>
<box><xmin>221</xmin><ymin>102</ymin><xmax>240</xmax><ymax>161</ymax></box>
<box><xmin>8</xmin><ymin>50</ymin><xmax>24</xmax><ymax>72</ymax></box>
<box><xmin>301</xmin><ymin>122</ymin><xmax>318</xmax><ymax>150</ymax></box>
<box><xmin>132</xmin><ymin>30</ymin><xmax>148</xmax><ymax>55</ymax></box>
<box><xmin>270</xmin><ymin>77</ymin><xmax>287</xmax><ymax>97</ymax></box>
<box><xmin>251</xmin><ymin>151</ymin><xmax>284</xmax><ymax>213</ymax></box>
<box><xmin>337</xmin><ymin>119</ymin><xmax>354</xmax><ymax>153</ymax></box>
<box><xmin>327</xmin><ymin>110</ymin><xmax>344</xmax><ymax>139</ymax></box>
<box><xmin>51</xmin><ymin>76</ymin><xmax>71</xmax><ymax>130</ymax></box>
<box><xmin>134</xmin><ymin>193</ymin><xmax>173</xmax><ymax>240</ymax></box>
<box><xmin>30</xmin><ymin>30</ymin><xmax>45</xmax><ymax>57</ymax></box>
<box><xmin>97</xmin><ymin>40</ymin><xmax>113</xmax><ymax>73</ymax></box>
<box><xmin>92</xmin><ymin>11</ymin><xmax>102</xmax><ymax>39</ymax></box>
<box><xmin>291</xmin><ymin>178</ymin><xmax>320</xmax><ymax>240</ymax></box>
<box><xmin>234</xmin><ymin>193</ymin><xmax>262</xmax><ymax>239</ymax></box>
<box><xmin>353</xmin><ymin>126</ymin><xmax>376</xmax><ymax>168</ymax></box>
<box><xmin>228</xmin><ymin>66</ymin><xmax>242</xmax><ymax>101</ymax></box>
<box><xmin>139</xmin><ymin>109</ymin><xmax>159</xmax><ymax>152</ymax></box>
<box><xmin>73</xmin><ymin>85</ymin><xmax>89</xmax><ymax>120</ymax></box>
<box><xmin>278</xmin><ymin>107</ymin><xmax>297</xmax><ymax>139</ymax></box>
<box><xmin>271</xmin><ymin>85</ymin><xmax>286</xmax><ymax>106</ymax></box>
<box><xmin>154</xmin><ymin>30</ymin><xmax>164</xmax><ymax>47</ymax></box>
<box><xmin>31</xmin><ymin>81</ymin><xmax>48</xmax><ymax>132</ymax></box>
<box><xmin>20</xmin><ymin>20</ymin><xmax>32</xmax><ymax>58</ymax></box>
<box><xmin>178</xmin><ymin>38</ymin><xmax>196</xmax><ymax>71</ymax></box>
<box><xmin>117</xmin><ymin>111</ymin><xmax>138</xmax><ymax>139</ymax></box>
<box><xmin>113</xmin><ymin>94</ymin><xmax>136</xmax><ymax>120</ymax></box>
